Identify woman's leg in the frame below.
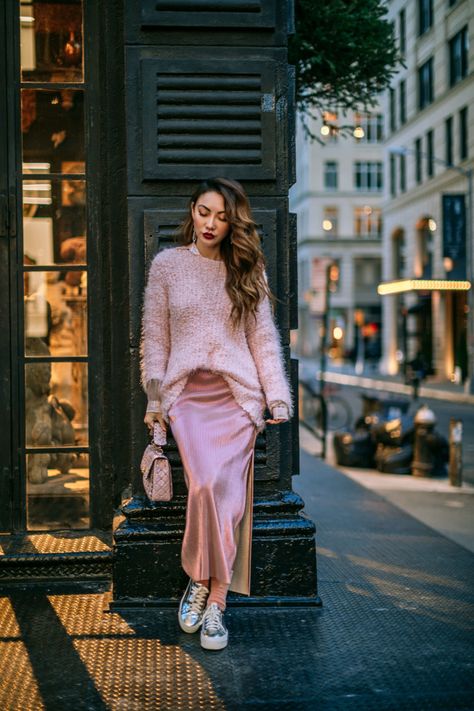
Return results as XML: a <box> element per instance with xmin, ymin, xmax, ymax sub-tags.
<box><xmin>208</xmin><ymin>578</ymin><xmax>229</xmax><ymax>611</ymax></box>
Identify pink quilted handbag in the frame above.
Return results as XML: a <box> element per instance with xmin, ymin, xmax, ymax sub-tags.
<box><xmin>141</xmin><ymin>423</ymin><xmax>173</xmax><ymax>501</ymax></box>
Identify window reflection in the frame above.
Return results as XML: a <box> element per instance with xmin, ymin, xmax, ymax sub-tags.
<box><xmin>24</xmin><ymin>271</ymin><xmax>87</xmax><ymax>356</ymax></box>
<box><xmin>25</xmin><ymin>361</ymin><xmax>89</xmax><ymax>448</ymax></box>
<box><xmin>20</xmin><ymin>0</ymin><xmax>83</xmax><ymax>83</ymax></box>
<box><xmin>23</xmin><ymin>179</ymin><xmax>87</xmax><ymax>265</ymax></box>
<box><xmin>27</xmin><ymin>453</ymin><xmax>90</xmax><ymax>531</ymax></box>
<box><xmin>19</xmin><ymin>0</ymin><xmax>89</xmax><ymax>534</ymax></box>
<box><xmin>22</xmin><ymin>89</ymin><xmax>84</xmax><ymax>171</ymax></box>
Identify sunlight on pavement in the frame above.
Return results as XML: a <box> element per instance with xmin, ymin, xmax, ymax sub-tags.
<box><xmin>0</xmin><ymin>597</ymin><xmax>45</xmax><ymax>711</ymax></box>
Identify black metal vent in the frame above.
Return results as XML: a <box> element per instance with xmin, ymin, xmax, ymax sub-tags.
<box><xmin>141</xmin><ymin>0</ymin><xmax>275</xmax><ymax>28</ymax></box>
<box><xmin>156</xmin><ymin>73</ymin><xmax>262</xmax><ymax>164</ymax></box>
<box><xmin>141</xmin><ymin>59</ymin><xmax>276</xmax><ymax>180</ymax></box>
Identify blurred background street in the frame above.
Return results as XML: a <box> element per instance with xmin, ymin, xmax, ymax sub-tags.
<box><xmin>298</xmin><ymin>357</ymin><xmax>474</xmax><ymax>485</ymax></box>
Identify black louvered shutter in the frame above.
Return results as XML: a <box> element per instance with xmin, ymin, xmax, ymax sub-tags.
<box><xmin>140</xmin><ymin>60</ymin><xmax>276</xmax><ymax>180</ymax></box>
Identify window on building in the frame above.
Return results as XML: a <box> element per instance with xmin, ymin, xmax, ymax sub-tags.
<box><xmin>312</xmin><ymin>258</ymin><xmax>341</xmax><ymax>294</ymax></box>
<box><xmin>18</xmin><ymin>0</ymin><xmax>92</xmax><ymax>531</ymax></box>
<box><xmin>418</xmin><ymin>0</ymin><xmax>433</xmax><ymax>35</ymax></box>
<box><xmin>354</xmin><ymin>113</ymin><xmax>384</xmax><ymax>143</ymax></box>
<box><xmin>416</xmin><ymin>218</ymin><xmax>434</xmax><ymax>279</ymax></box>
<box><xmin>324</xmin><ymin>161</ymin><xmax>338</xmax><ymax>190</ymax></box>
<box><xmin>354</xmin><ymin>258</ymin><xmax>382</xmax><ymax>290</ymax></box>
<box><xmin>390</xmin><ymin>154</ymin><xmax>397</xmax><ymax>197</ymax></box>
<box><xmin>354</xmin><ymin>162</ymin><xmax>383</xmax><ymax>192</ymax></box>
<box><xmin>449</xmin><ymin>26</ymin><xmax>468</xmax><ymax>87</ymax></box>
<box><xmin>418</xmin><ymin>58</ymin><xmax>434</xmax><ymax>109</ymax></box>
<box><xmin>399</xmin><ymin>8</ymin><xmax>406</xmax><ymax>55</ymax></box>
<box><xmin>322</xmin><ymin>207</ymin><xmax>339</xmax><ymax>236</ymax></box>
<box><xmin>354</xmin><ymin>206</ymin><xmax>382</xmax><ymax>238</ymax></box>
<box><xmin>299</xmin><ymin>259</ymin><xmax>310</xmax><ymax>293</ymax></box>
<box><xmin>400</xmin><ymin>153</ymin><xmax>407</xmax><ymax>192</ymax></box>
<box><xmin>399</xmin><ymin>80</ymin><xmax>407</xmax><ymax>125</ymax></box>
<box><xmin>389</xmin><ymin>88</ymin><xmax>396</xmax><ymax>133</ymax></box>
<box><xmin>460</xmin><ymin>106</ymin><xmax>468</xmax><ymax>160</ymax></box>
<box><xmin>426</xmin><ymin>130</ymin><xmax>434</xmax><ymax>178</ymax></box>
<box><xmin>415</xmin><ymin>137</ymin><xmax>423</xmax><ymax>183</ymax></box>
<box><xmin>445</xmin><ymin>116</ymin><xmax>453</xmax><ymax>166</ymax></box>
<box><xmin>392</xmin><ymin>228</ymin><xmax>406</xmax><ymax>279</ymax></box>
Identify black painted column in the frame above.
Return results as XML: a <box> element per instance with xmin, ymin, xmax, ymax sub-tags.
<box><xmin>111</xmin><ymin>0</ymin><xmax>319</xmax><ymax>606</ymax></box>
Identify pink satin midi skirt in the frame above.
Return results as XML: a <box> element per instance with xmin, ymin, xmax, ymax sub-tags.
<box><xmin>169</xmin><ymin>370</ymin><xmax>257</xmax><ymax>596</ymax></box>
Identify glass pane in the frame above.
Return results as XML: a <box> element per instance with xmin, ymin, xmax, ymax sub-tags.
<box><xmin>21</xmin><ymin>89</ymin><xmax>84</xmax><ymax>172</ymax></box>
<box><xmin>26</xmin><ymin>453</ymin><xmax>90</xmax><ymax>531</ymax></box>
<box><xmin>23</xmin><ymin>179</ymin><xmax>87</xmax><ymax>265</ymax></box>
<box><xmin>25</xmin><ymin>361</ymin><xmax>89</xmax><ymax>447</ymax></box>
<box><xmin>20</xmin><ymin>0</ymin><xmax>84</xmax><ymax>83</ymax></box>
<box><xmin>24</xmin><ymin>271</ymin><xmax>88</xmax><ymax>356</ymax></box>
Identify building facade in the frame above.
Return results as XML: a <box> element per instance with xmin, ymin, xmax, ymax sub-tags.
<box><xmin>0</xmin><ymin>0</ymin><xmax>319</xmax><ymax>603</ymax></box>
<box><xmin>380</xmin><ymin>0</ymin><xmax>473</xmax><ymax>383</ymax></box>
<box><xmin>290</xmin><ymin>111</ymin><xmax>384</xmax><ymax>366</ymax></box>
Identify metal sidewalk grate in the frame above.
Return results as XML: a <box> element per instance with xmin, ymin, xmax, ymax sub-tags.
<box><xmin>0</xmin><ymin>456</ymin><xmax>472</xmax><ymax>709</ymax></box>
<box><xmin>0</xmin><ymin>531</ymin><xmax>112</xmax><ymax>555</ymax></box>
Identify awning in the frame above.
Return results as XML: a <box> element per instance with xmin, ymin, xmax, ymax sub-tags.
<box><xmin>377</xmin><ymin>279</ymin><xmax>471</xmax><ymax>295</ymax></box>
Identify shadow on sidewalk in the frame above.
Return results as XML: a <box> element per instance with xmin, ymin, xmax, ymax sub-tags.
<box><xmin>0</xmin><ymin>453</ymin><xmax>473</xmax><ymax>709</ymax></box>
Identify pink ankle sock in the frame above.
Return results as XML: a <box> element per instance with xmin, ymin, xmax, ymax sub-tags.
<box><xmin>197</xmin><ymin>579</ymin><xmax>210</xmax><ymax>590</ymax></box>
<box><xmin>208</xmin><ymin>578</ymin><xmax>229</xmax><ymax>611</ymax></box>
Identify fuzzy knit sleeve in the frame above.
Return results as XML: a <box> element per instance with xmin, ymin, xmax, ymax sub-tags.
<box><xmin>139</xmin><ymin>253</ymin><xmax>170</xmax><ymax>405</ymax></box>
<box><xmin>245</xmin><ymin>287</ymin><xmax>294</xmax><ymax>419</ymax></box>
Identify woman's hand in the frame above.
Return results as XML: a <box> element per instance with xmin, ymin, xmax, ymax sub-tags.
<box><xmin>266</xmin><ymin>403</ymin><xmax>289</xmax><ymax>425</ymax></box>
<box><xmin>144</xmin><ymin>411</ymin><xmax>167</xmax><ymax>433</ymax></box>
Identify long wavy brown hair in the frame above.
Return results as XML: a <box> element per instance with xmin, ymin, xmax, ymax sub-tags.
<box><xmin>175</xmin><ymin>178</ymin><xmax>274</xmax><ymax>327</ymax></box>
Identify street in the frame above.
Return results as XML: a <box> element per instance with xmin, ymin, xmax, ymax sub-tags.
<box><xmin>297</xmin><ymin>359</ymin><xmax>474</xmax><ymax>485</ymax></box>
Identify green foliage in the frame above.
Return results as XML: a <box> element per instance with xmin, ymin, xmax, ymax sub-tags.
<box><xmin>289</xmin><ymin>0</ymin><xmax>401</xmax><ymax>134</ymax></box>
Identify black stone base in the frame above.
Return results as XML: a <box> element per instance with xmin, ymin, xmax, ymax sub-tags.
<box><xmin>111</xmin><ymin>491</ymin><xmax>319</xmax><ymax>608</ymax></box>
<box><xmin>0</xmin><ymin>551</ymin><xmax>112</xmax><ymax>583</ymax></box>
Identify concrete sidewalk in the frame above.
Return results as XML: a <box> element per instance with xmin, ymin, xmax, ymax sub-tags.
<box><xmin>301</xmin><ymin>425</ymin><xmax>474</xmax><ymax>555</ymax></box>
<box><xmin>0</xmin><ymin>447</ymin><xmax>473</xmax><ymax>709</ymax></box>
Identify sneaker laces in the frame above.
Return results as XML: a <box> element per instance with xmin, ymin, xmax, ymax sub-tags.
<box><xmin>188</xmin><ymin>582</ymin><xmax>209</xmax><ymax>614</ymax></box>
<box><xmin>204</xmin><ymin>603</ymin><xmax>224</xmax><ymax>633</ymax></box>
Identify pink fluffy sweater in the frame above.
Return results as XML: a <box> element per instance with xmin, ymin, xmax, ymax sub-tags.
<box><xmin>140</xmin><ymin>244</ymin><xmax>293</xmax><ymax>432</ymax></box>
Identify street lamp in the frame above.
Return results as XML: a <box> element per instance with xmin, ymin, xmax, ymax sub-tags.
<box><xmin>387</xmin><ymin>146</ymin><xmax>474</xmax><ymax>394</ymax></box>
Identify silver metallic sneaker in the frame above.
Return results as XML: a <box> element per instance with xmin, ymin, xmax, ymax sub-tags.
<box><xmin>200</xmin><ymin>602</ymin><xmax>229</xmax><ymax>650</ymax></box>
<box><xmin>178</xmin><ymin>579</ymin><xmax>209</xmax><ymax>633</ymax></box>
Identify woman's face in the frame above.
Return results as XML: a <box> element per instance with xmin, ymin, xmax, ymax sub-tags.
<box><xmin>191</xmin><ymin>191</ymin><xmax>231</xmax><ymax>250</ymax></box>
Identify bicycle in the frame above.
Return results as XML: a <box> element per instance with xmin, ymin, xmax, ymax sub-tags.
<box><xmin>299</xmin><ymin>380</ymin><xmax>352</xmax><ymax>439</ymax></box>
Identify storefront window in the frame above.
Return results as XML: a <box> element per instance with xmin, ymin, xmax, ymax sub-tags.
<box><xmin>20</xmin><ymin>1</ymin><xmax>83</xmax><ymax>83</ymax></box>
<box><xmin>21</xmin><ymin>89</ymin><xmax>84</xmax><ymax>172</ymax></box>
<box><xmin>20</xmin><ymin>0</ymin><xmax>89</xmax><ymax>530</ymax></box>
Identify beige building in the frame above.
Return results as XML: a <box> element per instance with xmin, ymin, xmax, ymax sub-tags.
<box><xmin>290</xmin><ymin>111</ymin><xmax>384</xmax><ymax>364</ymax></box>
<box><xmin>380</xmin><ymin>0</ymin><xmax>473</xmax><ymax>385</ymax></box>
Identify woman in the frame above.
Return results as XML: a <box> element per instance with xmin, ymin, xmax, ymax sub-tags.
<box><xmin>140</xmin><ymin>177</ymin><xmax>293</xmax><ymax>651</ymax></box>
